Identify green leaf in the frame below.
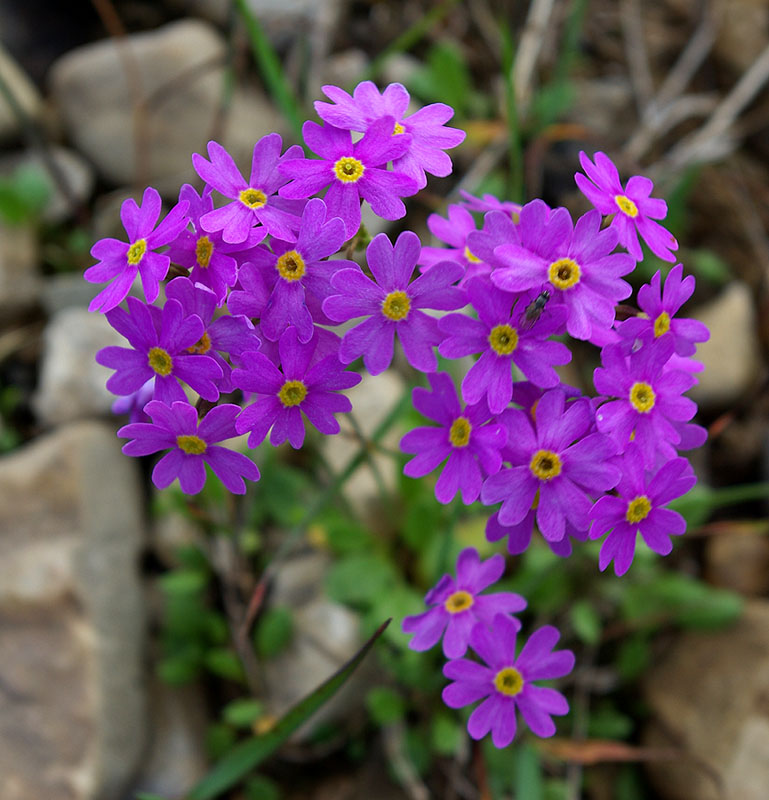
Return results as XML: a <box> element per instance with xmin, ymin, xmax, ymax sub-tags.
<box><xmin>365</xmin><ymin>686</ymin><xmax>405</xmax><ymax>725</ymax></box>
<box><xmin>616</xmin><ymin>633</ymin><xmax>651</xmax><ymax>682</ymax></box>
<box><xmin>244</xmin><ymin>775</ymin><xmax>281</xmax><ymax>800</ymax></box>
<box><xmin>203</xmin><ymin>648</ymin><xmax>246</xmax><ymax>682</ymax></box>
<box><xmin>409</xmin><ymin>41</ymin><xmax>472</xmax><ymax>115</ymax></box>
<box><xmin>159</xmin><ymin>568</ymin><xmax>208</xmax><ymax>596</ymax></box>
<box><xmin>515</xmin><ymin>744</ymin><xmax>544</xmax><ymax>800</ymax></box>
<box><xmin>325</xmin><ymin>554</ymin><xmax>396</xmax><ymax>606</ymax></box>
<box><xmin>188</xmin><ymin>619</ymin><xmax>391</xmax><ymax>800</ymax></box>
<box><xmin>430</xmin><ymin>712</ymin><xmax>462</xmax><ymax>756</ymax></box>
<box><xmin>254</xmin><ymin>606</ymin><xmax>294</xmax><ymax>658</ymax></box>
<box><xmin>223</xmin><ymin>699</ymin><xmax>265</xmax><ymax>728</ymax></box>
<box><xmin>587</xmin><ymin>704</ymin><xmax>634</xmax><ymax>739</ymax></box>
<box><xmin>570</xmin><ymin>600</ymin><xmax>602</xmax><ymax>645</ymax></box>
<box><xmin>136</xmin><ymin>794</ymin><xmax>170</xmax><ymax>800</ymax></box>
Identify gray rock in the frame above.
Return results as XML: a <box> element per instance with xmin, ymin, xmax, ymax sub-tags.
<box><xmin>688</xmin><ymin>281</ymin><xmax>760</xmax><ymax>409</ymax></box>
<box><xmin>643</xmin><ymin>601</ymin><xmax>769</xmax><ymax>800</ymax></box>
<box><xmin>0</xmin><ymin>222</ymin><xmax>41</xmax><ymax>318</ymax></box>
<box><xmin>0</xmin><ymin>146</ymin><xmax>95</xmax><ymax>223</ymax></box>
<box><xmin>0</xmin><ymin>421</ymin><xmax>146</xmax><ymax>800</ymax></box>
<box><xmin>33</xmin><ymin>308</ymin><xmax>125</xmax><ymax>426</ymax></box>
<box><xmin>0</xmin><ymin>43</ymin><xmax>43</xmax><ymax>141</ymax></box>
<box><xmin>49</xmin><ymin>19</ymin><xmax>228</xmax><ymax>191</ymax></box>
<box><xmin>40</xmin><ymin>274</ymin><xmax>104</xmax><ymax>316</ymax></box>
<box><xmin>131</xmin><ymin>679</ymin><xmax>209</xmax><ymax>799</ymax></box>
<box><xmin>705</xmin><ymin>528</ymin><xmax>769</xmax><ymax>596</ymax></box>
<box><xmin>321</xmin><ymin>370</ymin><xmax>405</xmax><ymax>518</ymax></box>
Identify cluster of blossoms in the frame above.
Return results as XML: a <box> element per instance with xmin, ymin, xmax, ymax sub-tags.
<box><xmin>87</xmin><ymin>80</ymin><xmax>708</xmax><ymax>749</ymax></box>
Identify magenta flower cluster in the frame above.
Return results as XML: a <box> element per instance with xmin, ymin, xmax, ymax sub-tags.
<box><xmin>86</xmin><ymin>78</ymin><xmax>708</xmax><ymax>750</ymax></box>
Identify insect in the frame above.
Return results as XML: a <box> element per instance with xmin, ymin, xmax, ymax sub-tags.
<box><xmin>520</xmin><ymin>289</ymin><xmax>551</xmax><ymax>330</ymax></box>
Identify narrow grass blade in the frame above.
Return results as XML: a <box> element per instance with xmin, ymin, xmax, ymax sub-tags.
<box><xmin>188</xmin><ymin>618</ymin><xmax>391</xmax><ymax>800</ymax></box>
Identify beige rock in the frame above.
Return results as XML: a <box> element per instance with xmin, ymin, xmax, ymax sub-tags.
<box><xmin>0</xmin><ymin>44</ymin><xmax>43</xmax><ymax>141</ymax></box>
<box><xmin>688</xmin><ymin>281</ymin><xmax>760</xmax><ymax>408</ymax></box>
<box><xmin>0</xmin><ymin>222</ymin><xmax>40</xmax><ymax>317</ymax></box>
<box><xmin>643</xmin><ymin>601</ymin><xmax>769</xmax><ymax>800</ymax></box>
<box><xmin>705</xmin><ymin>528</ymin><xmax>769</xmax><ymax>596</ymax></box>
<box><xmin>0</xmin><ymin>421</ymin><xmax>146</xmax><ymax>800</ymax></box>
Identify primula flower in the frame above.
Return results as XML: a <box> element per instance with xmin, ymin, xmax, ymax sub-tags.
<box><xmin>400</xmin><ymin>372</ymin><xmax>506</xmax><ymax>504</ymax></box>
<box><xmin>460</xmin><ymin>189</ymin><xmax>522</xmax><ymax>218</ymax></box>
<box><xmin>166</xmin><ymin>184</ymin><xmax>265</xmax><ymax>304</ymax></box>
<box><xmin>119</xmin><ymin>400</ymin><xmax>259</xmax><ymax>494</ymax></box>
<box><xmin>494</xmin><ymin>203</ymin><xmax>634</xmax><ymax>344</ymax></box>
<box><xmin>617</xmin><ymin>264</ymin><xmax>710</xmax><ymax>356</ymax></box>
<box><xmin>443</xmin><ymin>614</ymin><xmax>574</xmax><ymax>747</ymax></box>
<box><xmin>485</xmin><ymin>509</ymin><xmax>589</xmax><ymax>558</ymax></box>
<box><xmin>314</xmin><ymin>81</ymin><xmax>466</xmax><ymax>189</ymax></box>
<box><xmin>322</xmin><ymin>231</ymin><xmax>465</xmax><ymax>375</ymax></box>
<box><xmin>576</xmin><ymin>151</ymin><xmax>678</xmax><ymax>262</ymax></box>
<box><xmin>192</xmin><ymin>134</ymin><xmax>305</xmax><ymax>244</ymax></box>
<box><xmin>419</xmin><ymin>204</ymin><xmax>488</xmax><ymax>284</ymax></box>
<box><xmin>465</xmin><ymin>209</ymin><xmax>521</xmax><ymax>271</ymax></box>
<box><xmin>232</xmin><ymin>327</ymin><xmax>361</xmax><ymax>449</ymax></box>
<box><xmin>85</xmin><ymin>187</ymin><xmax>189</xmax><ymax>313</ymax></box>
<box><xmin>438</xmin><ymin>277</ymin><xmax>570</xmax><ymax>414</ymax></box>
<box><xmin>593</xmin><ymin>337</ymin><xmax>697</xmax><ymax>468</ymax></box>
<box><xmin>588</xmin><ymin>445</ymin><xmax>697</xmax><ymax>575</ymax></box>
<box><xmin>246</xmin><ymin>198</ymin><xmax>354</xmax><ymax>343</ymax></box>
<box><xmin>96</xmin><ymin>297</ymin><xmax>222</xmax><ymax>404</ymax></box>
<box><xmin>481</xmin><ymin>390</ymin><xmax>620</xmax><ymax>542</ymax></box>
<box><xmin>402</xmin><ymin>548</ymin><xmax>526</xmax><ymax>658</ymax></box>
<box><xmin>165</xmin><ymin>277</ymin><xmax>261</xmax><ymax>393</ymax></box>
<box><xmin>278</xmin><ymin>117</ymin><xmax>418</xmax><ymax>239</ymax></box>
<box><xmin>111</xmin><ymin>379</ymin><xmax>154</xmax><ymax>424</ymax></box>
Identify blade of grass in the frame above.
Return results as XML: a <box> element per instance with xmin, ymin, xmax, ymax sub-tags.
<box><xmin>188</xmin><ymin>618</ymin><xmax>391</xmax><ymax>800</ymax></box>
<box><xmin>232</xmin><ymin>0</ymin><xmax>304</xmax><ymax>141</ymax></box>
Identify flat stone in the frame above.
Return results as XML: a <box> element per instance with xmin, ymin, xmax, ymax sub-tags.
<box><xmin>0</xmin><ymin>222</ymin><xmax>41</xmax><ymax>318</ymax></box>
<box><xmin>0</xmin><ymin>421</ymin><xmax>146</xmax><ymax>800</ymax></box>
<box><xmin>643</xmin><ymin>601</ymin><xmax>769</xmax><ymax>800</ymax></box>
<box><xmin>705</xmin><ymin>527</ymin><xmax>769</xmax><ymax>596</ymax></box>
<box><xmin>0</xmin><ymin>43</ymin><xmax>43</xmax><ymax>141</ymax></box>
<box><xmin>49</xmin><ymin>19</ymin><xmax>227</xmax><ymax>190</ymax></box>
<box><xmin>688</xmin><ymin>281</ymin><xmax>760</xmax><ymax>409</ymax></box>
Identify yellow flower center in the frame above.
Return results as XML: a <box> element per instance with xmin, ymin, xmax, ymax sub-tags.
<box><xmin>444</xmin><ymin>590</ymin><xmax>474</xmax><ymax>614</ymax></box>
<box><xmin>494</xmin><ymin>667</ymin><xmax>524</xmax><ymax>697</ymax></box>
<box><xmin>333</xmin><ymin>156</ymin><xmax>365</xmax><ymax>183</ymax></box>
<box><xmin>127</xmin><ymin>238</ymin><xmax>147</xmax><ymax>265</ymax></box>
<box><xmin>615</xmin><ymin>194</ymin><xmax>639</xmax><ymax>218</ymax></box>
<box><xmin>147</xmin><ymin>346</ymin><xmax>173</xmax><ymax>376</ymax></box>
<box><xmin>529</xmin><ymin>449</ymin><xmax>562</xmax><ymax>481</ymax></box>
<box><xmin>393</xmin><ymin>122</ymin><xmax>405</xmax><ymax>135</ymax></box>
<box><xmin>276</xmin><ymin>250</ymin><xmax>306</xmax><ymax>282</ymax></box>
<box><xmin>239</xmin><ymin>188</ymin><xmax>267</xmax><ymax>209</ymax></box>
<box><xmin>626</xmin><ymin>494</ymin><xmax>652</xmax><ymax>523</ymax></box>
<box><xmin>449</xmin><ymin>416</ymin><xmax>472</xmax><ymax>447</ymax></box>
<box><xmin>463</xmin><ymin>245</ymin><xmax>481</xmax><ymax>263</ymax></box>
<box><xmin>489</xmin><ymin>324</ymin><xmax>519</xmax><ymax>355</ymax></box>
<box><xmin>548</xmin><ymin>257</ymin><xmax>581</xmax><ymax>290</ymax></box>
<box><xmin>278</xmin><ymin>379</ymin><xmax>307</xmax><ymax>407</ymax></box>
<box><xmin>381</xmin><ymin>290</ymin><xmax>410</xmax><ymax>321</ymax></box>
<box><xmin>629</xmin><ymin>382</ymin><xmax>656</xmax><ymax>413</ymax></box>
<box><xmin>195</xmin><ymin>235</ymin><xmax>214</xmax><ymax>268</ymax></box>
<box><xmin>654</xmin><ymin>311</ymin><xmax>671</xmax><ymax>338</ymax></box>
<box><xmin>186</xmin><ymin>332</ymin><xmax>212</xmax><ymax>355</ymax></box>
<box><xmin>176</xmin><ymin>434</ymin><xmax>207</xmax><ymax>455</ymax></box>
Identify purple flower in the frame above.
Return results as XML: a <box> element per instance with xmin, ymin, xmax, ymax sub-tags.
<box><xmin>232</xmin><ymin>327</ymin><xmax>361</xmax><ymax>449</ymax></box>
<box><xmin>111</xmin><ymin>378</ymin><xmax>154</xmax><ymax>424</ymax></box>
<box><xmin>588</xmin><ymin>445</ymin><xmax>697</xmax><ymax>575</ymax></box>
<box><xmin>322</xmin><ymin>231</ymin><xmax>465</xmax><ymax>375</ymax></box>
<box><xmin>593</xmin><ymin>337</ymin><xmax>697</xmax><ymax>468</ymax></box>
<box><xmin>443</xmin><ymin>615</ymin><xmax>574</xmax><ymax>747</ymax></box>
<box><xmin>400</xmin><ymin>372</ymin><xmax>506</xmax><ymax>504</ymax></box>
<box><xmin>247</xmin><ymin>198</ymin><xmax>354</xmax><ymax>343</ymax></box>
<box><xmin>119</xmin><ymin>400</ymin><xmax>259</xmax><ymax>494</ymax></box>
<box><xmin>575</xmin><ymin>151</ymin><xmax>678</xmax><ymax>262</ymax></box>
<box><xmin>96</xmin><ymin>297</ymin><xmax>223</xmax><ymax>404</ymax></box>
<box><xmin>617</xmin><ymin>264</ymin><xmax>710</xmax><ymax>356</ymax></box>
<box><xmin>278</xmin><ymin>117</ymin><xmax>418</xmax><ymax>239</ymax></box>
<box><xmin>192</xmin><ymin>134</ymin><xmax>305</xmax><ymax>244</ymax></box>
<box><xmin>465</xmin><ymin>209</ymin><xmax>521</xmax><ymax>271</ymax></box>
<box><xmin>85</xmin><ymin>187</ymin><xmax>189</xmax><ymax>313</ymax></box>
<box><xmin>402</xmin><ymin>548</ymin><xmax>526</xmax><ymax>659</ymax></box>
<box><xmin>438</xmin><ymin>277</ymin><xmax>571</xmax><ymax>414</ymax></box>
<box><xmin>166</xmin><ymin>184</ymin><xmax>265</xmax><ymax>304</ymax></box>
<box><xmin>481</xmin><ymin>390</ymin><xmax>620</xmax><ymax>543</ymax></box>
<box><xmin>494</xmin><ymin>203</ymin><xmax>635</xmax><ymax>343</ymax></box>
<box><xmin>165</xmin><ymin>277</ymin><xmax>262</xmax><ymax>393</ymax></box>
<box><xmin>419</xmin><ymin>204</ymin><xmax>489</xmax><ymax>284</ymax></box>
<box><xmin>460</xmin><ymin>189</ymin><xmax>522</xmax><ymax>218</ymax></box>
<box><xmin>486</xmin><ymin>510</ymin><xmax>589</xmax><ymax>558</ymax></box>
<box><xmin>314</xmin><ymin>81</ymin><xmax>466</xmax><ymax>189</ymax></box>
